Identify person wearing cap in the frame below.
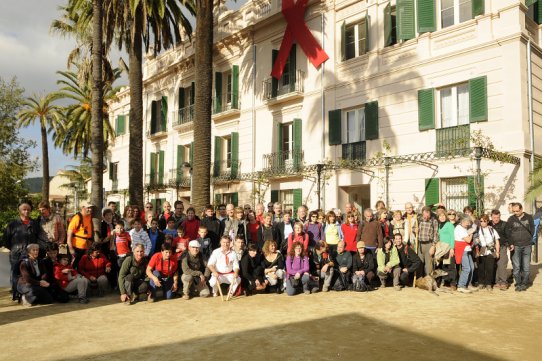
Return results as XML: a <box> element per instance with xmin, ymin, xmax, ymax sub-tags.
<box><xmin>67</xmin><ymin>201</ymin><xmax>95</xmax><ymax>269</ymax></box>
<box><xmin>393</xmin><ymin>233</ymin><xmax>422</xmax><ymax>288</ymax></box>
<box><xmin>207</xmin><ymin>236</ymin><xmax>241</xmax><ymax>297</ymax></box>
<box><xmin>181</xmin><ymin>240</ymin><xmax>210</xmax><ymax>300</ymax></box>
<box><xmin>352</xmin><ymin>241</ymin><xmax>376</xmax><ymax>290</ymax></box>
<box><xmin>146</xmin><ymin>243</ymin><xmax>179</xmax><ymax>301</ymax></box>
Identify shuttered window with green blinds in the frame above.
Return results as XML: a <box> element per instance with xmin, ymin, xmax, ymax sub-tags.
<box><xmin>177</xmin><ymin>145</ymin><xmax>185</xmax><ymax>181</ymax></box>
<box><xmin>425</xmin><ymin>178</ymin><xmax>440</xmax><ymax>206</ymax></box>
<box><xmin>215</xmin><ymin>72</ymin><xmax>222</xmax><ymax>113</ymax></box>
<box><xmin>293</xmin><ymin>119</ymin><xmax>302</xmax><ymax>169</ymax></box>
<box><xmin>150</xmin><ymin>101</ymin><xmax>157</xmax><ymax>134</ymax></box>
<box><xmin>213</xmin><ymin>136</ymin><xmax>221</xmax><ymax>177</ymax></box>
<box><xmin>214</xmin><ymin>193</ymin><xmax>222</xmax><ymax>206</ymax></box>
<box><xmin>158</xmin><ymin>151</ymin><xmax>165</xmax><ymax>184</ymax></box>
<box><xmin>469</xmin><ymin>76</ymin><xmax>487</xmax><ymax>123</ymax></box>
<box><xmin>232</xmin><ymin>65</ymin><xmax>239</xmax><ymax>109</ymax></box>
<box><xmin>150</xmin><ymin>153</ymin><xmax>156</xmax><ymax>184</ymax></box>
<box><xmin>161</xmin><ymin>96</ymin><xmax>167</xmax><ymax>132</ymax></box>
<box><xmin>293</xmin><ymin>189</ymin><xmax>302</xmax><ymax>212</ymax></box>
<box><xmin>472</xmin><ymin>0</ymin><xmax>485</xmax><ymax>17</ymax></box>
<box><xmin>398</xmin><ymin>0</ymin><xmax>415</xmax><ymax>40</ymax></box>
<box><xmin>329</xmin><ymin>109</ymin><xmax>342</xmax><ymax>145</ymax></box>
<box><xmin>116</xmin><ymin>115</ymin><xmax>125</xmax><ymax>135</ymax></box>
<box><xmin>190</xmin><ymin>142</ymin><xmax>194</xmax><ymax>165</ymax></box>
<box><xmin>231</xmin><ymin>132</ymin><xmax>239</xmax><ymax>179</ymax></box>
<box><xmin>364</xmin><ymin>101</ymin><xmax>379</xmax><ymax>140</ymax></box>
<box><xmin>384</xmin><ymin>3</ymin><xmax>398</xmax><ymax>47</ymax></box>
<box><xmin>418</xmin><ymin>88</ymin><xmax>435</xmax><ymax>131</ymax></box>
<box><xmin>417</xmin><ymin>0</ymin><xmax>436</xmax><ymax>33</ymax></box>
<box><xmin>271</xmin><ymin>190</ymin><xmax>279</xmax><ymax>203</ymax></box>
<box><xmin>231</xmin><ymin>192</ymin><xmax>239</xmax><ymax>207</ymax></box>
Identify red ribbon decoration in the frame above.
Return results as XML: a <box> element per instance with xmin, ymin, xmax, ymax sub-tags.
<box><xmin>271</xmin><ymin>0</ymin><xmax>329</xmax><ymax>80</ymax></box>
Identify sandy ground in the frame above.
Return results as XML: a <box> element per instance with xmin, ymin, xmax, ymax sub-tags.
<box><xmin>1</xmin><ymin>265</ymin><xmax>541</xmax><ymax>361</ymax></box>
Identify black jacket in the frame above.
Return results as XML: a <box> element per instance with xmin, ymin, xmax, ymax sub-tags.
<box><xmin>490</xmin><ymin>220</ymin><xmax>507</xmax><ymax>247</ymax></box>
<box><xmin>352</xmin><ymin>252</ymin><xmax>375</xmax><ymax>274</ymax></box>
<box><xmin>200</xmin><ymin>215</ymin><xmax>221</xmax><ymax>249</ymax></box>
<box><xmin>240</xmin><ymin>252</ymin><xmax>264</xmax><ymax>282</ymax></box>
<box><xmin>257</xmin><ymin>223</ymin><xmax>281</xmax><ymax>250</ymax></box>
<box><xmin>505</xmin><ymin>213</ymin><xmax>535</xmax><ymax>247</ymax></box>
<box><xmin>396</xmin><ymin>245</ymin><xmax>421</xmax><ymax>274</ymax></box>
<box><xmin>310</xmin><ymin>250</ymin><xmax>333</xmax><ymax>276</ymax></box>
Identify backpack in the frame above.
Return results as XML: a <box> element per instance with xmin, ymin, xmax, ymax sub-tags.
<box><xmin>353</xmin><ymin>275</ymin><xmax>369</xmax><ymax>292</ymax></box>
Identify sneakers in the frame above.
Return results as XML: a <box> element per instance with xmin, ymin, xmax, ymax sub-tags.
<box><xmin>457</xmin><ymin>287</ymin><xmax>472</xmax><ymax>294</ymax></box>
<box><xmin>303</xmin><ymin>290</ymin><xmax>311</xmax><ymax>295</ymax></box>
<box><xmin>394</xmin><ymin>286</ymin><xmax>402</xmax><ymax>291</ymax></box>
<box><xmin>147</xmin><ymin>293</ymin><xmax>155</xmax><ymax>303</ymax></box>
<box><xmin>79</xmin><ymin>297</ymin><xmax>89</xmax><ymax>304</ymax></box>
<box><xmin>311</xmin><ymin>287</ymin><xmax>319</xmax><ymax>294</ymax></box>
<box><xmin>322</xmin><ymin>286</ymin><xmax>329</xmax><ymax>292</ymax></box>
<box><xmin>182</xmin><ymin>294</ymin><xmax>190</xmax><ymax>300</ymax></box>
<box><xmin>450</xmin><ymin>285</ymin><xmax>457</xmax><ymax>292</ymax></box>
<box><xmin>20</xmin><ymin>295</ymin><xmax>32</xmax><ymax>307</ymax></box>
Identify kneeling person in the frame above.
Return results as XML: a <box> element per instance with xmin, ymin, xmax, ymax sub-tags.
<box><xmin>118</xmin><ymin>244</ymin><xmax>148</xmax><ymax>305</ymax></box>
<box><xmin>377</xmin><ymin>237</ymin><xmax>401</xmax><ymax>290</ymax></box>
<box><xmin>181</xmin><ymin>240</ymin><xmax>210</xmax><ymax>299</ymax></box>
<box><xmin>54</xmin><ymin>253</ymin><xmax>89</xmax><ymax>303</ymax></box>
<box><xmin>394</xmin><ymin>233</ymin><xmax>421</xmax><ymax>287</ymax></box>
<box><xmin>207</xmin><ymin>236</ymin><xmax>241</xmax><ymax>297</ymax></box>
<box><xmin>146</xmin><ymin>243</ymin><xmax>179</xmax><ymax>301</ymax></box>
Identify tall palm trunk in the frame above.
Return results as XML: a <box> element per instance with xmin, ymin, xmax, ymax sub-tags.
<box><xmin>128</xmin><ymin>8</ymin><xmax>144</xmax><ymax>207</ymax></box>
<box><xmin>193</xmin><ymin>0</ymin><xmax>214</xmax><ymax>211</ymax></box>
<box><xmin>91</xmin><ymin>0</ymin><xmax>104</xmax><ymax>210</ymax></box>
<box><xmin>40</xmin><ymin>122</ymin><xmax>50</xmax><ymax>201</ymax></box>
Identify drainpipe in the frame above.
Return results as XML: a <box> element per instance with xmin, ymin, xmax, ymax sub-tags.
<box><xmin>321</xmin><ymin>11</ymin><xmax>326</xmax><ymax>211</ymax></box>
<box><xmin>527</xmin><ymin>38</ymin><xmax>538</xmax><ymax>262</ymax></box>
<box><xmin>252</xmin><ymin>36</ymin><xmax>257</xmax><ymax>204</ymax></box>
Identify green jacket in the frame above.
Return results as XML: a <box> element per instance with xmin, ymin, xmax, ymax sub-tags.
<box><xmin>377</xmin><ymin>246</ymin><xmax>400</xmax><ymax>273</ymax></box>
<box><xmin>118</xmin><ymin>255</ymin><xmax>148</xmax><ymax>294</ymax></box>
<box><xmin>438</xmin><ymin>222</ymin><xmax>455</xmax><ymax>248</ymax></box>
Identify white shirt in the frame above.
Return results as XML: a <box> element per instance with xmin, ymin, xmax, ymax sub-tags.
<box><xmin>208</xmin><ymin>248</ymin><xmax>239</xmax><ymax>274</ymax></box>
<box><xmin>478</xmin><ymin>226</ymin><xmax>499</xmax><ymax>256</ymax></box>
<box><xmin>454</xmin><ymin>225</ymin><xmax>472</xmax><ymax>251</ymax></box>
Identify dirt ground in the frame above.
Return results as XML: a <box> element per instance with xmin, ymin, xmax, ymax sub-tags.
<box><xmin>1</xmin><ymin>266</ymin><xmax>541</xmax><ymax>361</ymax></box>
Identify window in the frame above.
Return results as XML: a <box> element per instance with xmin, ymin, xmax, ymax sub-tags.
<box><xmin>342</xmin><ymin>108</ymin><xmax>365</xmax><ymax>143</ymax></box>
<box><xmin>440</xmin><ymin>0</ymin><xmax>472</xmax><ymax>28</ymax></box>
<box><xmin>109</xmin><ymin>162</ymin><xmax>118</xmax><ymax>181</ymax></box>
<box><xmin>526</xmin><ymin>2</ymin><xmax>542</xmax><ymax>25</ymax></box>
<box><xmin>214</xmin><ymin>133</ymin><xmax>239</xmax><ymax>178</ymax></box>
<box><xmin>225</xmin><ymin>71</ymin><xmax>232</xmax><ymax>105</ymax></box>
<box><xmin>279</xmin><ymin>190</ymin><xmax>294</xmax><ymax>213</ymax></box>
<box><xmin>222</xmin><ymin>192</ymin><xmax>238</xmax><ymax>207</ymax></box>
<box><xmin>386</xmin><ymin>6</ymin><xmax>398</xmax><ymax>47</ymax></box>
<box><xmin>281</xmin><ymin>123</ymin><xmax>293</xmax><ymax>156</ymax></box>
<box><xmin>441</xmin><ymin>177</ymin><xmax>469</xmax><ymax>211</ymax></box>
<box><xmin>116</xmin><ymin>115</ymin><xmax>127</xmax><ymax>135</ymax></box>
<box><xmin>439</xmin><ymin>83</ymin><xmax>469</xmax><ymax>128</ymax></box>
<box><xmin>343</xmin><ymin>19</ymin><xmax>367</xmax><ymax>60</ymax></box>
<box><xmin>225</xmin><ymin>136</ymin><xmax>232</xmax><ymax>169</ymax></box>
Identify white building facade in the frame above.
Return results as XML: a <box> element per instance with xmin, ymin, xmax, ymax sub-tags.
<box><xmin>104</xmin><ymin>0</ymin><xmax>542</xmax><ymax>217</ymax></box>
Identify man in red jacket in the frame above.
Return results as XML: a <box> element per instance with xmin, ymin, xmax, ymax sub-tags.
<box><xmin>78</xmin><ymin>244</ymin><xmax>112</xmax><ymax>296</ymax></box>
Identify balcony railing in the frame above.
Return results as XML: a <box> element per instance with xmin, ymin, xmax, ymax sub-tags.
<box><xmin>342</xmin><ymin>141</ymin><xmax>366</xmax><ymax>161</ymax></box>
<box><xmin>145</xmin><ymin>173</ymin><xmax>167</xmax><ymax>189</ymax></box>
<box><xmin>263</xmin><ymin>69</ymin><xmax>304</xmax><ymax>100</ymax></box>
<box><xmin>167</xmin><ymin>169</ymin><xmax>190</xmax><ymax>188</ymax></box>
<box><xmin>436</xmin><ymin>124</ymin><xmax>470</xmax><ymax>156</ymax></box>
<box><xmin>174</xmin><ymin>105</ymin><xmax>194</xmax><ymax>127</ymax></box>
<box><xmin>212</xmin><ymin>97</ymin><xmax>240</xmax><ymax>115</ymax></box>
<box><xmin>212</xmin><ymin>159</ymin><xmax>240</xmax><ymax>180</ymax></box>
<box><xmin>262</xmin><ymin>149</ymin><xmax>304</xmax><ymax>174</ymax></box>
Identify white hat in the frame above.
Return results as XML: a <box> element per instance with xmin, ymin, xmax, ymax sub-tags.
<box><xmin>81</xmin><ymin>201</ymin><xmax>96</xmax><ymax>208</ymax></box>
<box><xmin>188</xmin><ymin>240</ymin><xmax>201</xmax><ymax>248</ymax></box>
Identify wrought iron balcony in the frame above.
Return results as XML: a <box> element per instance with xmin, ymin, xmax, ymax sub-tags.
<box><xmin>167</xmin><ymin>169</ymin><xmax>190</xmax><ymax>188</ymax></box>
<box><xmin>263</xmin><ymin>70</ymin><xmax>304</xmax><ymax>101</ymax></box>
<box><xmin>145</xmin><ymin>173</ymin><xmax>167</xmax><ymax>190</ymax></box>
<box><xmin>212</xmin><ymin>96</ymin><xmax>240</xmax><ymax>115</ymax></box>
<box><xmin>436</xmin><ymin>124</ymin><xmax>470</xmax><ymax>156</ymax></box>
<box><xmin>174</xmin><ymin>105</ymin><xmax>194</xmax><ymax>128</ymax></box>
<box><xmin>262</xmin><ymin>149</ymin><xmax>304</xmax><ymax>175</ymax></box>
<box><xmin>212</xmin><ymin>159</ymin><xmax>240</xmax><ymax>181</ymax></box>
<box><xmin>341</xmin><ymin>141</ymin><xmax>366</xmax><ymax>161</ymax></box>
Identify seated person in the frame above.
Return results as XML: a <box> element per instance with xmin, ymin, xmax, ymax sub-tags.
<box><xmin>285</xmin><ymin>241</ymin><xmax>313</xmax><ymax>296</ymax></box>
<box><xmin>43</xmin><ymin>243</ymin><xmax>69</xmax><ymax>303</ymax></box>
<box><xmin>352</xmin><ymin>241</ymin><xmax>376</xmax><ymax>291</ymax></box>
<box><xmin>394</xmin><ymin>233</ymin><xmax>422</xmax><ymax>288</ymax></box>
<box><xmin>261</xmin><ymin>240</ymin><xmax>285</xmax><ymax>293</ymax></box>
<box><xmin>78</xmin><ymin>243</ymin><xmax>112</xmax><ymax>296</ymax></box>
<box><xmin>310</xmin><ymin>240</ymin><xmax>334</xmax><ymax>292</ymax></box>
<box><xmin>118</xmin><ymin>244</ymin><xmax>149</xmax><ymax>305</ymax></box>
<box><xmin>54</xmin><ymin>253</ymin><xmax>90</xmax><ymax>304</ymax></box>
<box><xmin>332</xmin><ymin>240</ymin><xmax>352</xmax><ymax>291</ymax></box>
<box><xmin>207</xmin><ymin>236</ymin><xmax>241</xmax><ymax>297</ymax></box>
<box><xmin>377</xmin><ymin>237</ymin><xmax>401</xmax><ymax>290</ymax></box>
<box><xmin>181</xmin><ymin>240</ymin><xmax>210</xmax><ymax>300</ymax></box>
<box><xmin>16</xmin><ymin>244</ymin><xmax>53</xmax><ymax>306</ymax></box>
<box><xmin>146</xmin><ymin>243</ymin><xmax>178</xmax><ymax>301</ymax></box>
<box><xmin>240</xmin><ymin>244</ymin><xmax>266</xmax><ymax>295</ymax></box>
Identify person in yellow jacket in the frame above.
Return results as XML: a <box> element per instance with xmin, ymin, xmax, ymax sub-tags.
<box><xmin>67</xmin><ymin>202</ymin><xmax>95</xmax><ymax>269</ymax></box>
<box><xmin>376</xmin><ymin>237</ymin><xmax>401</xmax><ymax>290</ymax></box>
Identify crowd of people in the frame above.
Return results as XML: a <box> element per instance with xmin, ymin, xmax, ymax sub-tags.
<box><xmin>3</xmin><ymin>198</ymin><xmax>540</xmax><ymax>306</ymax></box>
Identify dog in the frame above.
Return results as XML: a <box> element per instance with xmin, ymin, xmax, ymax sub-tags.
<box><xmin>415</xmin><ymin>269</ymin><xmax>448</xmax><ymax>296</ymax></box>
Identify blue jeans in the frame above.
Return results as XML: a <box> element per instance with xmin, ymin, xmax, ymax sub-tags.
<box><xmin>285</xmin><ymin>274</ymin><xmax>310</xmax><ymax>296</ymax></box>
<box><xmin>512</xmin><ymin>245</ymin><xmax>532</xmax><ymax>287</ymax></box>
<box><xmin>149</xmin><ymin>270</ymin><xmax>175</xmax><ymax>299</ymax></box>
<box><xmin>458</xmin><ymin>250</ymin><xmax>473</xmax><ymax>288</ymax></box>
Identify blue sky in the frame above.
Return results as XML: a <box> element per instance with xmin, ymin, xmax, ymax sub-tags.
<box><xmin>1</xmin><ymin>0</ymin><xmax>245</xmax><ymax>178</ymax></box>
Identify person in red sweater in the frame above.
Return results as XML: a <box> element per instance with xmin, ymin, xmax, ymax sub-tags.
<box><xmin>54</xmin><ymin>254</ymin><xmax>89</xmax><ymax>303</ymax></box>
<box><xmin>173</xmin><ymin>226</ymin><xmax>190</xmax><ymax>256</ymax></box>
<box><xmin>113</xmin><ymin>221</ymin><xmax>132</xmax><ymax>268</ymax></box>
<box><xmin>181</xmin><ymin>207</ymin><xmax>200</xmax><ymax>241</ymax></box>
<box><xmin>78</xmin><ymin>244</ymin><xmax>112</xmax><ymax>296</ymax></box>
<box><xmin>287</xmin><ymin>222</ymin><xmax>309</xmax><ymax>253</ymax></box>
<box><xmin>341</xmin><ymin>212</ymin><xmax>359</xmax><ymax>253</ymax></box>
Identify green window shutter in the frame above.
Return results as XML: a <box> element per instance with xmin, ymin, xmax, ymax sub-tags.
<box><xmin>232</xmin><ymin>65</ymin><xmax>239</xmax><ymax>109</ymax></box>
<box><xmin>424</xmin><ymin>178</ymin><xmax>439</xmax><ymax>206</ymax></box>
<box><xmin>417</xmin><ymin>0</ymin><xmax>436</xmax><ymax>33</ymax></box>
<box><xmin>161</xmin><ymin>96</ymin><xmax>168</xmax><ymax>131</ymax></box>
<box><xmin>293</xmin><ymin>189</ymin><xmax>302</xmax><ymax>213</ymax></box>
<box><xmin>469</xmin><ymin>76</ymin><xmax>488</xmax><ymax>123</ymax></box>
<box><xmin>289</xmin><ymin>44</ymin><xmax>297</xmax><ymax>92</ymax></box>
<box><xmin>472</xmin><ymin>0</ymin><xmax>485</xmax><ymax>17</ymax></box>
<box><xmin>418</xmin><ymin>88</ymin><xmax>435</xmax><ymax>131</ymax></box>
<box><xmin>213</xmin><ymin>136</ymin><xmax>222</xmax><ymax>177</ymax></box>
<box><xmin>214</xmin><ymin>72</ymin><xmax>222</xmax><ymax>113</ymax></box>
<box><xmin>538</xmin><ymin>2</ymin><xmax>542</xmax><ymax>24</ymax></box>
<box><xmin>272</xmin><ymin>49</ymin><xmax>279</xmax><ymax>98</ymax></box>
<box><xmin>293</xmin><ymin>119</ymin><xmax>302</xmax><ymax>169</ymax></box>
<box><xmin>231</xmin><ymin>192</ymin><xmax>239</xmax><ymax>207</ymax></box>
<box><xmin>150</xmin><ymin>152</ymin><xmax>156</xmax><ymax>183</ymax></box>
<box><xmin>151</xmin><ymin>199</ymin><xmax>157</xmax><ymax>211</ymax></box>
<box><xmin>109</xmin><ymin>162</ymin><xmax>113</xmax><ymax>180</ymax></box>
<box><xmin>467</xmin><ymin>176</ymin><xmax>484</xmax><ymax>212</ymax></box>
<box><xmin>179</xmin><ymin>87</ymin><xmax>185</xmax><ymax>109</ymax></box>
<box><xmin>151</xmin><ymin>101</ymin><xmax>157</xmax><ymax>133</ymax></box>
<box><xmin>364</xmin><ymin>101</ymin><xmax>379</xmax><ymax>140</ymax></box>
<box><xmin>525</xmin><ymin>0</ymin><xmax>537</xmax><ymax>7</ymax></box>
<box><xmin>214</xmin><ymin>193</ymin><xmax>222</xmax><ymax>206</ymax></box>
<box><xmin>398</xmin><ymin>0</ymin><xmax>415</xmax><ymax>40</ymax></box>
<box><xmin>158</xmin><ymin>150</ymin><xmax>165</xmax><ymax>184</ymax></box>
<box><xmin>341</xmin><ymin>21</ymin><xmax>346</xmax><ymax>61</ymax></box>
<box><xmin>364</xmin><ymin>14</ymin><xmax>369</xmax><ymax>53</ymax></box>
<box><xmin>190</xmin><ymin>82</ymin><xmax>195</xmax><ymax>105</ymax></box>
<box><xmin>276</xmin><ymin>122</ymin><xmax>284</xmax><ymax>168</ymax></box>
<box><xmin>190</xmin><ymin>142</ymin><xmax>194</xmax><ymax>165</ymax></box>
<box><xmin>119</xmin><ymin>115</ymin><xmax>125</xmax><ymax>135</ymax></box>
<box><xmin>384</xmin><ymin>3</ymin><xmax>393</xmax><ymax>47</ymax></box>
<box><xmin>177</xmin><ymin>145</ymin><xmax>185</xmax><ymax>181</ymax></box>
<box><xmin>271</xmin><ymin>190</ymin><xmax>279</xmax><ymax>203</ymax></box>
<box><xmin>231</xmin><ymin>132</ymin><xmax>239</xmax><ymax>179</ymax></box>
<box><xmin>328</xmin><ymin>109</ymin><xmax>342</xmax><ymax>145</ymax></box>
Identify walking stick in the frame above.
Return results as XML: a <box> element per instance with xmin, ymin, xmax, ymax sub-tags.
<box><xmin>216</xmin><ymin>275</ymin><xmax>225</xmax><ymax>301</ymax></box>
<box><xmin>413</xmin><ymin>227</ymin><xmax>419</xmax><ymax>288</ymax></box>
<box><xmin>226</xmin><ymin>279</ymin><xmax>237</xmax><ymax>301</ymax></box>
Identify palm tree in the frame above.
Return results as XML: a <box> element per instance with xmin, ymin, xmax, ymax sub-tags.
<box><xmin>59</xmin><ymin>158</ymin><xmax>92</xmax><ymax>210</ymax></box>
<box><xmin>18</xmin><ymin>93</ymin><xmax>62</xmax><ymax>201</ymax></box>
<box><xmin>102</xmin><ymin>0</ymin><xmax>195</xmax><ymax>207</ymax></box>
<box><xmin>526</xmin><ymin>160</ymin><xmax>542</xmax><ymax>202</ymax></box>
<box><xmin>53</xmin><ymin>67</ymin><xmax>120</xmax><ymax>158</ymax></box>
<box><xmin>192</xmin><ymin>0</ymin><xmax>214</xmax><ymax>211</ymax></box>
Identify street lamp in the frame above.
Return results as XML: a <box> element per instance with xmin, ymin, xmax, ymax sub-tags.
<box><xmin>182</xmin><ymin>162</ymin><xmax>193</xmax><ymax>202</ymax></box>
